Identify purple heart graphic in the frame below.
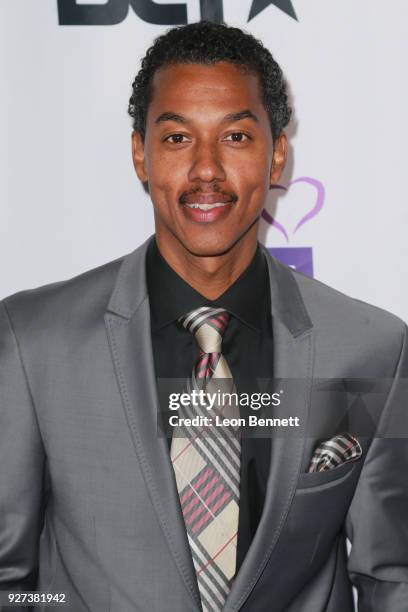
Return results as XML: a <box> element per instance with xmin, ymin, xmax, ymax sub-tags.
<box><xmin>261</xmin><ymin>177</ymin><xmax>325</xmax><ymax>243</ymax></box>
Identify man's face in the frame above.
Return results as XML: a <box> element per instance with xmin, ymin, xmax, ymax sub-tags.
<box><xmin>132</xmin><ymin>62</ymin><xmax>287</xmax><ymax>257</ymax></box>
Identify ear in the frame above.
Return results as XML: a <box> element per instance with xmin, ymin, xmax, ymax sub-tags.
<box><xmin>270</xmin><ymin>131</ymin><xmax>288</xmax><ymax>186</ymax></box>
<box><xmin>131</xmin><ymin>131</ymin><xmax>148</xmax><ymax>183</ymax></box>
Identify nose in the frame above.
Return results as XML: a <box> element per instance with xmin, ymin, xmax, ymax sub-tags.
<box><xmin>187</xmin><ymin>140</ymin><xmax>226</xmax><ymax>184</ymax></box>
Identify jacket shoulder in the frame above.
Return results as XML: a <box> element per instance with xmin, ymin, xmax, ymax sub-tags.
<box><xmin>2</xmin><ymin>256</ymin><xmax>125</xmax><ymax>330</ymax></box>
<box><xmin>291</xmin><ymin>267</ymin><xmax>406</xmax><ymax>353</ymax></box>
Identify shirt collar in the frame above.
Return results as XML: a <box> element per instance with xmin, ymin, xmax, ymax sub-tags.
<box><xmin>146</xmin><ymin>236</ymin><xmax>269</xmax><ymax>332</ymax></box>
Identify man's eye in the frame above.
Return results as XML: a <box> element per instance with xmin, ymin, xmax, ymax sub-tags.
<box><xmin>224</xmin><ymin>132</ymin><xmax>250</xmax><ymax>143</ymax></box>
<box><xmin>165</xmin><ymin>134</ymin><xmax>189</xmax><ymax>144</ymax></box>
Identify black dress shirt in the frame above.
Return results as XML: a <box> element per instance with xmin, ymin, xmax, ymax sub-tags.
<box><xmin>146</xmin><ymin>237</ymin><xmax>273</xmax><ymax>572</ymax></box>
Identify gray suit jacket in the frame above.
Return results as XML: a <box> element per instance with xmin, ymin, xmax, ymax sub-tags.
<box><xmin>1</xmin><ymin>235</ymin><xmax>407</xmax><ymax>612</ymax></box>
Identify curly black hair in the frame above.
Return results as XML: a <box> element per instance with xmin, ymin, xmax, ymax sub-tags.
<box><xmin>128</xmin><ymin>21</ymin><xmax>291</xmax><ymax>142</ymax></box>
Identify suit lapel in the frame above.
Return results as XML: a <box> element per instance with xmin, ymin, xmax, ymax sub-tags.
<box><xmin>223</xmin><ymin>247</ymin><xmax>315</xmax><ymax>611</ymax></box>
<box><xmin>104</xmin><ymin>236</ymin><xmax>201</xmax><ymax>610</ymax></box>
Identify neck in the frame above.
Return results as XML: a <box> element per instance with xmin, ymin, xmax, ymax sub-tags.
<box><xmin>155</xmin><ymin>226</ymin><xmax>259</xmax><ymax>300</ymax></box>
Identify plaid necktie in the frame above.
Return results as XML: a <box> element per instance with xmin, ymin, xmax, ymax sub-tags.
<box><xmin>170</xmin><ymin>306</ymin><xmax>241</xmax><ymax>612</ymax></box>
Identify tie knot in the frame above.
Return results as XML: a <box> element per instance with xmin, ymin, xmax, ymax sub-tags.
<box><xmin>179</xmin><ymin>306</ymin><xmax>230</xmax><ymax>354</ymax></box>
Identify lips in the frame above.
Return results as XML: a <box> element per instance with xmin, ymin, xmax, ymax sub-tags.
<box><xmin>179</xmin><ymin>189</ymin><xmax>237</xmax><ymax>223</ymax></box>
<box><xmin>180</xmin><ymin>200</ymin><xmax>235</xmax><ymax>223</ymax></box>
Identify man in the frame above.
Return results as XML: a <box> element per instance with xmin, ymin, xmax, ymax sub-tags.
<box><xmin>0</xmin><ymin>21</ymin><xmax>407</xmax><ymax>612</ymax></box>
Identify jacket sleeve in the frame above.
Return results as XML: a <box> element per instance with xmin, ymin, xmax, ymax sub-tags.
<box><xmin>346</xmin><ymin>323</ymin><xmax>408</xmax><ymax>611</ymax></box>
<box><xmin>0</xmin><ymin>300</ymin><xmax>46</xmax><ymax>605</ymax></box>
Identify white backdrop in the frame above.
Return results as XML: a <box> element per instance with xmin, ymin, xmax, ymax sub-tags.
<box><xmin>1</xmin><ymin>0</ymin><xmax>407</xmax><ymax>322</ymax></box>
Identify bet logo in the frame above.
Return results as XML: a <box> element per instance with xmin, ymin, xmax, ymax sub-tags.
<box><xmin>57</xmin><ymin>0</ymin><xmax>297</xmax><ymax>26</ymax></box>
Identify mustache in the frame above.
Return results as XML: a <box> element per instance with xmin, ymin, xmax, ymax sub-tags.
<box><xmin>179</xmin><ymin>186</ymin><xmax>238</xmax><ymax>204</ymax></box>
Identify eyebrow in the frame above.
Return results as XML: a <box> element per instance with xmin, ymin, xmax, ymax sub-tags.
<box><xmin>154</xmin><ymin>112</ymin><xmax>187</xmax><ymax>125</ymax></box>
<box><xmin>154</xmin><ymin>109</ymin><xmax>259</xmax><ymax>126</ymax></box>
<box><xmin>221</xmin><ymin>110</ymin><xmax>259</xmax><ymax>124</ymax></box>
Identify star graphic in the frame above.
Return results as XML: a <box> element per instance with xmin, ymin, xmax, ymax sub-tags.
<box><xmin>248</xmin><ymin>0</ymin><xmax>298</xmax><ymax>22</ymax></box>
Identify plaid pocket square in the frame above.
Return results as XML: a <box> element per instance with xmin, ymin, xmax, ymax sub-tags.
<box><xmin>308</xmin><ymin>432</ymin><xmax>362</xmax><ymax>473</ymax></box>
